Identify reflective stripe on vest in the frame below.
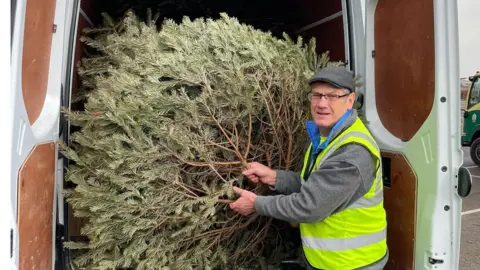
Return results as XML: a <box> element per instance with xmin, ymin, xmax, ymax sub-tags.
<box><xmin>299</xmin><ymin>117</ymin><xmax>387</xmax><ymax>270</ymax></box>
<box><xmin>302</xmin><ymin>227</ymin><xmax>387</xmax><ymax>251</ymax></box>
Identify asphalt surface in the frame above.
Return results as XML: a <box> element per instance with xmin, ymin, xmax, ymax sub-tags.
<box><xmin>460</xmin><ymin>146</ymin><xmax>480</xmax><ymax>269</ymax></box>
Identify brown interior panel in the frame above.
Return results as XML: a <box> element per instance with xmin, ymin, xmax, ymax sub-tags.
<box><xmin>17</xmin><ymin>142</ymin><xmax>56</xmax><ymax>270</ymax></box>
<box><xmin>382</xmin><ymin>152</ymin><xmax>417</xmax><ymax>270</ymax></box>
<box><xmin>295</xmin><ymin>0</ymin><xmax>345</xmax><ymax>62</ymax></box>
<box><xmin>295</xmin><ymin>0</ymin><xmax>342</xmax><ymax>25</ymax></box>
<box><xmin>302</xmin><ymin>16</ymin><xmax>346</xmax><ymax>62</ymax></box>
<box><xmin>374</xmin><ymin>0</ymin><xmax>435</xmax><ymax>141</ymax></box>
<box><xmin>22</xmin><ymin>0</ymin><xmax>57</xmax><ymax>125</ymax></box>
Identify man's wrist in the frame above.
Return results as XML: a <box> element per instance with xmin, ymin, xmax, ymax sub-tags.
<box><xmin>267</xmin><ymin>170</ymin><xmax>277</xmax><ymax>186</ymax></box>
<box><xmin>254</xmin><ymin>195</ymin><xmax>269</xmax><ymax>215</ymax></box>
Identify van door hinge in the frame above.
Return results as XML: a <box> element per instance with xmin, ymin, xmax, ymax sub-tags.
<box><xmin>53</xmin><ymin>24</ymin><xmax>57</xmax><ymax>33</ymax></box>
<box><xmin>429</xmin><ymin>257</ymin><xmax>444</xmax><ymax>265</ymax></box>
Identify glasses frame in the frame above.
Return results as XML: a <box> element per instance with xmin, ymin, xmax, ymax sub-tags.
<box><xmin>307</xmin><ymin>91</ymin><xmax>351</xmax><ymax>102</ymax></box>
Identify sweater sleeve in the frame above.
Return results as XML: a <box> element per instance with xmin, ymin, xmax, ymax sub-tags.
<box><xmin>272</xmin><ymin>170</ymin><xmax>302</xmax><ymax>195</ymax></box>
<box><xmin>254</xmin><ymin>143</ymin><xmax>377</xmax><ymax>224</ymax></box>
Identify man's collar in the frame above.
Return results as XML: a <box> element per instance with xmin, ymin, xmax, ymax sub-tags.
<box><xmin>305</xmin><ymin>109</ymin><xmax>354</xmax><ymax>155</ymax></box>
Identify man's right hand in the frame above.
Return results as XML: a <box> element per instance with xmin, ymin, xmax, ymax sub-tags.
<box><xmin>242</xmin><ymin>162</ymin><xmax>276</xmax><ymax>186</ymax></box>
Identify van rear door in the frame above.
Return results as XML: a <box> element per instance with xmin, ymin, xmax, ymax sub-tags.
<box><xmin>363</xmin><ymin>0</ymin><xmax>464</xmax><ymax>269</ymax></box>
<box><xmin>10</xmin><ymin>0</ymin><xmax>78</xmax><ymax>268</ymax></box>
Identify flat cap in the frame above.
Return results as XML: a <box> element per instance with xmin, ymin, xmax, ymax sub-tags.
<box><xmin>308</xmin><ymin>66</ymin><xmax>355</xmax><ymax>93</ymax></box>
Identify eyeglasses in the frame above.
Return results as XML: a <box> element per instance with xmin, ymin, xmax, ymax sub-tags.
<box><xmin>307</xmin><ymin>92</ymin><xmax>350</xmax><ymax>102</ymax></box>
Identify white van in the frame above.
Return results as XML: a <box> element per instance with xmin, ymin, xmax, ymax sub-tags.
<box><xmin>9</xmin><ymin>0</ymin><xmax>471</xmax><ymax>269</ymax></box>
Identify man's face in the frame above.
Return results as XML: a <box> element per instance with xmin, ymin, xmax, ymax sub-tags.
<box><xmin>309</xmin><ymin>82</ymin><xmax>355</xmax><ymax>129</ymax></box>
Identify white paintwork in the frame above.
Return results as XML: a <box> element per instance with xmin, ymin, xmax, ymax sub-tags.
<box><xmin>347</xmin><ymin>0</ymin><xmax>366</xmax><ymax>95</ymax></box>
<box><xmin>427</xmin><ymin>1</ymin><xmax>463</xmax><ymax>268</ymax></box>
<box><xmin>341</xmin><ymin>0</ymin><xmax>351</xmax><ymax>71</ymax></box>
<box><xmin>10</xmin><ymin>0</ymin><xmax>29</xmax><ymax>267</ymax></box>
<box><xmin>2</xmin><ymin>0</ymin><xmax>16</xmax><ymax>267</ymax></box>
<box><xmin>363</xmin><ymin>0</ymin><xmax>463</xmax><ymax>269</ymax></box>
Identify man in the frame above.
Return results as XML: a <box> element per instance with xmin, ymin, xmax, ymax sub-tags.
<box><xmin>229</xmin><ymin>66</ymin><xmax>389</xmax><ymax>270</ymax></box>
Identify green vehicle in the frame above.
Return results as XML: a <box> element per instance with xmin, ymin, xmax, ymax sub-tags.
<box><xmin>462</xmin><ymin>71</ymin><xmax>480</xmax><ymax>165</ymax></box>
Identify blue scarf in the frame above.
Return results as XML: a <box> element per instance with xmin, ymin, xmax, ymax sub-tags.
<box><xmin>305</xmin><ymin>109</ymin><xmax>352</xmax><ymax>156</ymax></box>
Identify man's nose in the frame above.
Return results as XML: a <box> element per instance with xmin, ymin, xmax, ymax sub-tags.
<box><xmin>315</xmin><ymin>97</ymin><xmax>329</xmax><ymax>107</ymax></box>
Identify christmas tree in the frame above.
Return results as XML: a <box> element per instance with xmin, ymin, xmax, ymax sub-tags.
<box><xmin>61</xmin><ymin>10</ymin><xmax>344</xmax><ymax>269</ymax></box>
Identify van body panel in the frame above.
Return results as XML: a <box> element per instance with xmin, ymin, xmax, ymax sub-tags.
<box><xmin>364</xmin><ymin>0</ymin><xmax>462</xmax><ymax>269</ymax></box>
<box><xmin>10</xmin><ymin>0</ymin><xmax>75</xmax><ymax>268</ymax></box>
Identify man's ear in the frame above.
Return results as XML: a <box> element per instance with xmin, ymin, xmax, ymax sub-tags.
<box><xmin>348</xmin><ymin>92</ymin><xmax>356</xmax><ymax>109</ymax></box>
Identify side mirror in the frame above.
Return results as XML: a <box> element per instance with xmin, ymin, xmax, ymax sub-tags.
<box><xmin>469</xmin><ymin>76</ymin><xmax>474</xmax><ymax>82</ymax></box>
<box><xmin>457</xmin><ymin>166</ymin><xmax>472</xmax><ymax>198</ymax></box>
<box><xmin>464</xmin><ymin>110</ymin><xmax>469</xmax><ymax>118</ymax></box>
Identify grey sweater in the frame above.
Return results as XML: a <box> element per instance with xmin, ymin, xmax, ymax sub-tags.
<box><xmin>254</xmin><ymin>109</ymin><xmax>388</xmax><ymax>269</ymax></box>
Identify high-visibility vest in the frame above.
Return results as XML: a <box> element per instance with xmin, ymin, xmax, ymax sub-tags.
<box><xmin>299</xmin><ymin>117</ymin><xmax>387</xmax><ymax>270</ymax></box>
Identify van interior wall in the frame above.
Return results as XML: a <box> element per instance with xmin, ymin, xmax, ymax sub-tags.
<box><xmin>66</xmin><ymin>0</ymin><xmax>349</xmax><ymax>261</ymax></box>
<box><xmin>92</xmin><ymin>0</ymin><xmax>346</xmax><ymax>61</ymax></box>
<box><xmin>294</xmin><ymin>0</ymin><xmax>346</xmax><ymax>62</ymax></box>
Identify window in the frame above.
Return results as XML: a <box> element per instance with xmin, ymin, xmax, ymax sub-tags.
<box><xmin>468</xmin><ymin>78</ymin><xmax>480</xmax><ymax>109</ymax></box>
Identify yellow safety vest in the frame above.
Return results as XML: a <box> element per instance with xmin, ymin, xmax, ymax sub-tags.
<box><xmin>299</xmin><ymin>117</ymin><xmax>387</xmax><ymax>270</ymax></box>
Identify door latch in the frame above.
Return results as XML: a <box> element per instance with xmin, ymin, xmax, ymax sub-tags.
<box><xmin>429</xmin><ymin>257</ymin><xmax>444</xmax><ymax>265</ymax></box>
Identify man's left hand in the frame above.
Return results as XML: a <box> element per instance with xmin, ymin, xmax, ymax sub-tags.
<box><xmin>229</xmin><ymin>186</ymin><xmax>257</xmax><ymax>216</ymax></box>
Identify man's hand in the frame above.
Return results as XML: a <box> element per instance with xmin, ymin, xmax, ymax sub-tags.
<box><xmin>229</xmin><ymin>187</ymin><xmax>257</xmax><ymax>216</ymax></box>
<box><xmin>242</xmin><ymin>162</ymin><xmax>276</xmax><ymax>186</ymax></box>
